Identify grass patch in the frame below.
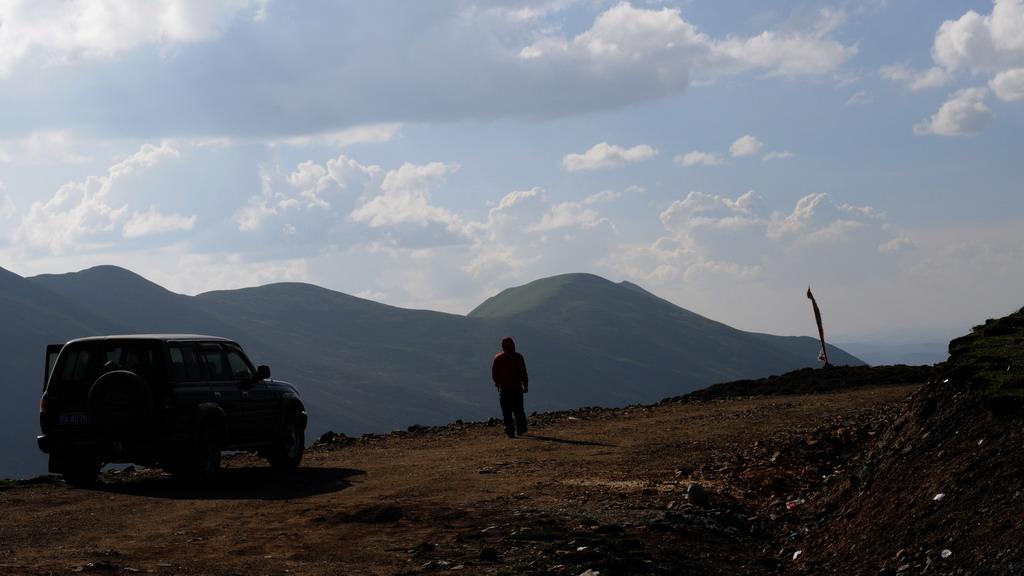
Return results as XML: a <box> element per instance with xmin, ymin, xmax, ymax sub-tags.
<box><xmin>0</xmin><ymin>476</ymin><xmax>63</xmax><ymax>491</ymax></box>
<box><xmin>947</xmin><ymin>307</ymin><xmax>1024</xmax><ymax>404</ymax></box>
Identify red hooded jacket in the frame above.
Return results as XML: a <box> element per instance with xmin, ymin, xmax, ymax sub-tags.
<box><xmin>491</xmin><ymin>337</ymin><xmax>528</xmax><ymax>392</ymax></box>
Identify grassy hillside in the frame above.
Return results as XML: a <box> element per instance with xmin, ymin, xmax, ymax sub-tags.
<box><xmin>945</xmin><ymin>306</ymin><xmax>1024</xmax><ymax>403</ymax></box>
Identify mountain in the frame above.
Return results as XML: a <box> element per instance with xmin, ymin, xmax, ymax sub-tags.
<box><xmin>834</xmin><ymin>340</ymin><xmax>951</xmax><ymax>366</ymax></box>
<box><xmin>469</xmin><ymin>273</ymin><xmax>862</xmax><ymax>391</ymax></box>
<box><xmin>2</xmin><ymin>266</ymin><xmax>866</xmax><ymax>480</ymax></box>
<box><xmin>0</xmin><ymin>268</ymin><xmax>130</xmax><ymax>482</ymax></box>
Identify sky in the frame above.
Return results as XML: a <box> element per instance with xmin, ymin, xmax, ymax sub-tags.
<box><xmin>0</xmin><ymin>0</ymin><xmax>1022</xmax><ymax>343</ymax></box>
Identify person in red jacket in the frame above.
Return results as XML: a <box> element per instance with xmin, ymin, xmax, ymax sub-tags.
<box><xmin>491</xmin><ymin>336</ymin><xmax>529</xmax><ymax>438</ymax></box>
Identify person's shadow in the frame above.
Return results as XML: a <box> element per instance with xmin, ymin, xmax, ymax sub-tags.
<box><xmin>519</xmin><ymin>435</ymin><xmax>613</xmax><ymax>447</ymax></box>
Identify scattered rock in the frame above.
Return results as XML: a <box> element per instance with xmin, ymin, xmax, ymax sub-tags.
<box><xmin>687</xmin><ymin>483</ymin><xmax>712</xmax><ymax>508</ymax></box>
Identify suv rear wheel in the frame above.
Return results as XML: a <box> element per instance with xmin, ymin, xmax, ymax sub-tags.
<box><xmin>175</xmin><ymin>423</ymin><xmax>222</xmax><ymax>484</ymax></box>
<box><xmin>60</xmin><ymin>456</ymin><xmax>102</xmax><ymax>487</ymax></box>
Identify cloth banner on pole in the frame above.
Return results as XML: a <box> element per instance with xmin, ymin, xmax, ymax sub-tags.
<box><xmin>806</xmin><ymin>287</ymin><xmax>830</xmax><ymax>365</ymax></box>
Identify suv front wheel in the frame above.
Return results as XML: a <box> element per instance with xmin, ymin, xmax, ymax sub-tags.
<box><xmin>266</xmin><ymin>413</ymin><xmax>305</xmax><ymax>470</ymax></box>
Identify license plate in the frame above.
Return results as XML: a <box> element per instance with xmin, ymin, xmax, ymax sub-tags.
<box><xmin>58</xmin><ymin>413</ymin><xmax>90</xmax><ymax>425</ymax></box>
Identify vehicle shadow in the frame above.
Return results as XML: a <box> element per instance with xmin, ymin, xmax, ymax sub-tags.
<box><xmin>519</xmin><ymin>434</ymin><xmax>613</xmax><ymax>447</ymax></box>
<box><xmin>93</xmin><ymin>465</ymin><xmax>364</xmax><ymax>500</ymax></box>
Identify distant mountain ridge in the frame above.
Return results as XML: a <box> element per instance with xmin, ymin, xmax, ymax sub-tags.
<box><xmin>1</xmin><ymin>266</ymin><xmax>862</xmax><ymax>479</ymax></box>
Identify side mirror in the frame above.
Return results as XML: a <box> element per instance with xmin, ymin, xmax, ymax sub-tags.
<box><xmin>257</xmin><ymin>365</ymin><xmax>271</xmax><ymax>380</ymax></box>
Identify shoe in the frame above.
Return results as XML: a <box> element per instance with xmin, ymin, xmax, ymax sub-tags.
<box><xmin>506</xmin><ymin>432</ymin><xmax>516</xmax><ymax>438</ymax></box>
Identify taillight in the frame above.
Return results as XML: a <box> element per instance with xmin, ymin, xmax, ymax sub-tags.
<box><xmin>160</xmin><ymin>394</ymin><xmax>175</xmax><ymax>425</ymax></box>
<box><xmin>39</xmin><ymin>394</ymin><xmax>49</xmax><ymax>430</ymax></box>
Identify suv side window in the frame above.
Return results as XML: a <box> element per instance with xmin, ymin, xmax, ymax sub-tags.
<box><xmin>223</xmin><ymin>345</ymin><xmax>255</xmax><ymax>381</ymax></box>
<box><xmin>168</xmin><ymin>345</ymin><xmax>204</xmax><ymax>382</ymax></box>
<box><xmin>200</xmin><ymin>345</ymin><xmax>231</xmax><ymax>382</ymax></box>
<box><xmin>56</xmin><ymin>347</ymin><xmax>98</xmax><ymax>386</ymax></box>
<box><xmin>116</xmin><ymin>345</ymin><xmax>159</xmax><ymax>379</ymax></box>
<box><xmin>198</xmin><ymin>343</ymin><xmax>255</xmax><ymax>382</ymax></box>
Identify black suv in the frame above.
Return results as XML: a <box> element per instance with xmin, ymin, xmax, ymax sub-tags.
<box><xmin>37</xmin><ymin>335</ymin><xmax>307</xmax><ymax>485</ymax></box>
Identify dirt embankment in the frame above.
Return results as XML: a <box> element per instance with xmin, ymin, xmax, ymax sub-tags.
<box><xmin>1</xmin><ymin>384</ymin><xmax>920</xmax><ymax>576</ymax></box>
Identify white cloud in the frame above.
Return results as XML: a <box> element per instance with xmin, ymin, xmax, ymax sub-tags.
<box><xmin>674</xmin><ymin>151</ymin><xmax>726</xmax><ymax>167</ymax></box>
<box><xmin>879</xmin><ymin>63</ymin><xmax>952</xmax><ymax>90</ymax></box>
<box><xmin>520</xmin><ymin>3</ymin><xmax>706</xmax><ymax>76</ymax></box>
<box><xmin>0</xmin><ymin>2</ymin><xmax>860</xmax><ymax>142</ymax></box>
<box><xmin>0</xmin><ymin>131</ymin><xmax>91</xmax><ymax>165</ymax></box>
<box><xmin>612</xmin><ymin>190</ymin><xmax>900</xmax><ymax>290</ymax></box>
<box><xmin>280</xmin><ymin>124</ymin><xmax>404</xmax><ymax>148</ymax></box>
<box><xmin>0</xmin><ymin>183</ymin><xmax>13</xmax><ymax>220</ymax></box>
<box><xmin>0</xmin><ymin>0</ymin><xmax>268</xmax><ymax>77</ymax></box>
<box><xmin>875</xmin><ymin>1</ymin><xmax>1024</xmax><ymax>140</ymax></box>
<box><xmin>237</xmin><ymin>155</ymin><xmax>469</xmax><ymax>252</ymax></box>
<box><xmin>766</xmin><ymin>192</ymin><xmax>885</xmax><ymax>242</ymax></box>
<box><xmin>527</xmin><ymin>202</ymin><xmax>605</xmax><ymax>233</ymax></box>
<box><xmin>522</xmin><ymin>2</ymin><xmax>857</xmax><ymax>85</ymax></box>
<box><xmin>237</xmin><ymin>155</ymin><xmax>377</xmax><ymax>235</ymax></box>
<box><xmin>562</xmin><ymin>142</ymin><xmax>659</xmax><ymax>171</ymax></box>
<box><xmin>351</xmin><ymin>162</ymin><xmax>460</xmax><ymax>230</ymax></box>
<box><xmin>662</xmin><ymin>190</ymin><xmax>768</xmax><ymax>233</ymax></box>
<box><xmin>846</xmin><ymin>90</ymin><xmax>874</xmax><ymax>105</ymax></box>
<box><xmin>11</xmin><ymin>141</ymin><xmax>185</xmax><ymax>254</ymax></box>
<box><xmin>932</xmin><ymin>0</ymin><xmax>1024</xmax><ymax>74</ymax></box>
<box><xmin>990</xmin><ymin>68</ymin><xmax>1024</xmax><ymax>100</ymax></box>
<box><xmin>703</xmin><ymin>7</ymin><xmax>857</xmax><ymax>78</ymax></box>
<box><xmin>729</xmin><ymin>135</ymin><xmax>763</xmax><ymax>157</ymax></box>
<box><xmin>883</xmin><ymin>0</ymin><xmax>1024</xmax><ymax>132</ymax></box>
<box><xmin>878</xmin><ymin>236</ymin><xmax>916</xmax><ymax>254</ymax></box>
<box><xmin>676</xmin><ymin>137</ymin><xmax>789</xmax><ymax>165</ymax></box>
<box><xmin>463</xmin><ymin>186</ymin><xmax>617</xmax><ymax>284</ymax></box>
<box><xmin>913</xmin><ymin>87</ymin><xmax>994</xmax><ymax>136</ymax></box>
<box><xmin>123</xmin><ymin>207</ymin><xmax>197</xmax><ymax>239</ymax></box>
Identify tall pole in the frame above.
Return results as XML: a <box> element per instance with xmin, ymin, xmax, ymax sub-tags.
<box><xmin>806</xmin><ymin>287</ymin><xmax>830</xmax><ymax>366</ymax></box>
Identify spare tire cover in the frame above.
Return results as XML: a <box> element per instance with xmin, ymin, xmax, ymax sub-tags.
<box><xmin>87</xmin><ymin>370</ymin><xmax>154</xmax><ymax>431</ymax></box>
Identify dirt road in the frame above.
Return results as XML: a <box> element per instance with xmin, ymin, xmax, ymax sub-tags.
<box><xmin>0</xmin><ymin>385</ymin><xmax>916</xmax><ymax>575</ymax></box>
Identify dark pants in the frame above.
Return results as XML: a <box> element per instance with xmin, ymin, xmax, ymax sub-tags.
<box><xmin>498</xmin><ymin>387</ymin><xmax>527</xmax><ymax>437</ymax></box>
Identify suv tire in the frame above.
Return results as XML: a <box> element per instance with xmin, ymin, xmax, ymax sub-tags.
<box><xmin>61</xmin><ymin>457</ymin><xmax>102</xmax><ymax>487</ymax></box>
<box><xmin>87</xmin><ymin>370</ymin><xmax>154</xmax><ymax>432</ymax></box>
<box><xmin>177</xmin><ymin>423</ymin><xmax>222</xmax><ymax>484</ymax></box>
<box><xmin>267</xmin><ymin>413</ymin><xmax>305</xmax><ymax>471</ymax></box>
